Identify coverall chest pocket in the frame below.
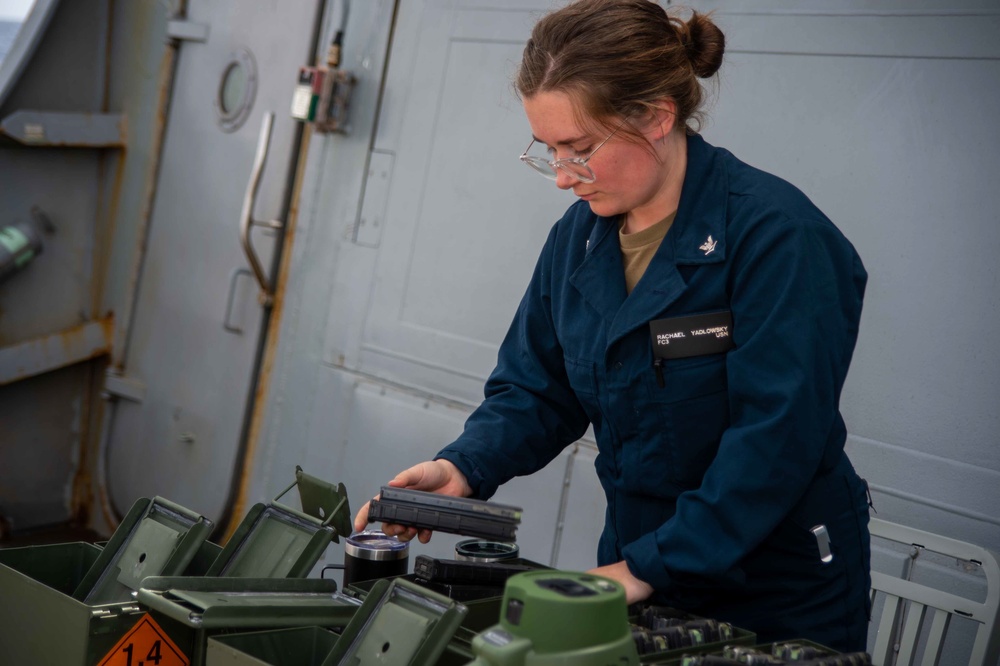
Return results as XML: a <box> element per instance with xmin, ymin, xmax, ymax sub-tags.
<box><xmin>636</xmin><ymin>354</ymin><xmax>730</xmax><ymax>494</ymax></box>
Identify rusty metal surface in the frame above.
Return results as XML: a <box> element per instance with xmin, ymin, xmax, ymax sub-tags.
<box><xmin>228</xmin><ymin>0</ymin><xmax>400</xmax><ymax>540</ymax></box>
<box><xmin>106</xmin><ymin>1</ymin><xmax>184</xmax><ymax>369</ymax></box>
<box><xmin>223</xmin><ymin>125</ymin><xmax>313</xmax><ymax>544</ymax></box>
<box><xmin>0</xmin><ymin>314</ymin><xmax>113</xmax><ymax>386</ymax></box>
<box><xmin>100</xmin><ymin>0</ymin><xmax>322</xmax><ymax>531</ymax></box>
<box><xmin>93</xmin><ymin>0</ymin><xmax>186</xmax><ymax>535</ymax></box>
<box><xmin>0</xmin><ymin>0</ymin><xmax>121</xmax><ymax>537</ymax></box>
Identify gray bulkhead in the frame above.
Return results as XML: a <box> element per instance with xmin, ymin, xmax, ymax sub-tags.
<box><xmin>0</xmin><ymin>0</ymin><xmax>998</xmax><ymax>659</ymax></box>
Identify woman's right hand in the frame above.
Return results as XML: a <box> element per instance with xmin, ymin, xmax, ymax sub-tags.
<box><xmin>352</xmin><ymin>459</ymin><xmax>473</xmax><ymax>543</ymax></box>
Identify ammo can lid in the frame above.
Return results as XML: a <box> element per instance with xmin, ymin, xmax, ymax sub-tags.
<box><xmin>345</xmin><ymin>531</ymin><xmax>409</xmax><ymax>560</ymax></box>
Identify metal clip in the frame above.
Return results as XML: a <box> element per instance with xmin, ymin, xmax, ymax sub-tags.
<box><xmin>811</xmin><ymin>524</ymin><xmax>834</xmax><ymax>563</ymax></box>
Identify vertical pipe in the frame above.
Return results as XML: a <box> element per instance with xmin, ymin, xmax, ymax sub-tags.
<box><xmin>71</xmin><ymin>0</ymin><xmax>118</xmax><ymax>530</ymax></box>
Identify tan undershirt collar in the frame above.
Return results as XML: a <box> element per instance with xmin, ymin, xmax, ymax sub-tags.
<box><xmin>619</xmin><ymin>211</ymin><xmax>676</xmax><ymax>294</ymax></box>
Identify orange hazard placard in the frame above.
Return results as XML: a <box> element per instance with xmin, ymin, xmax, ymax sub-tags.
<box><xmin>98</xmin><ymin>613</ymin><xmax>189</xmax><ymax>666</ymax></box>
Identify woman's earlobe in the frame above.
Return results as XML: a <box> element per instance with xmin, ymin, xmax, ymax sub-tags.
<box><xmin>659</xmin><ymin>119</ymin><xmax>672</xmax><ymax>145</ymax></box>
<box><xmin>657</xmin><ymin>101</ymin><xmax>679</xmax><ymax>137</ymax></box>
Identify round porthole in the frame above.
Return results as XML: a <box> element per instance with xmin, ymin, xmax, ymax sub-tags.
<box><xmin>215</xmin><ymin>48</ymin><xmax>257</xmax><ymax>132</ymax></box>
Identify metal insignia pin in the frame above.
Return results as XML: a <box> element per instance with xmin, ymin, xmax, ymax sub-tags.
<box><xmin>699</xmin><ymin>235</ymin><xmax>717</xmax><ymax>255</ymax></box>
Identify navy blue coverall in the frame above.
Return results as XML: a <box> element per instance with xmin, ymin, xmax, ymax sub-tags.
<box><xmin>436</xmin><ymin>133</ymin><xmax>872</xmax><ymax>651</ymax></box>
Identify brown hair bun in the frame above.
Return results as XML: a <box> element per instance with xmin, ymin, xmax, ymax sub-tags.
<box><xmin>678</xmin><ymin>10</ymin><xmax>725</xmax><ymax>79</ymax></box>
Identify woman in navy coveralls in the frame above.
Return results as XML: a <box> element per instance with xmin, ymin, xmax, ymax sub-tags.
<box><xmin>355</xmin><ymin>0</ymin><xmax>872</xmax><ymax>651</ymax></box>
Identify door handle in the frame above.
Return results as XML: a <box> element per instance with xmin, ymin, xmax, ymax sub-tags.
<box><xmin>239</xmin><ymin>112</ymin><xmax>284</xmax><ymax>307</ymax></box>
<box><xmin>222</xmin><ymin>267</ymin><xmax>253</xmax><ymax>334</ymax></box>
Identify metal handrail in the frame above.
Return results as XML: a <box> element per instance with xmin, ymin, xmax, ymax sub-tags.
<box><xmin>239</xmin><ymin>111</ymin><xmax>284</xmax><ymax>307</ymax></box>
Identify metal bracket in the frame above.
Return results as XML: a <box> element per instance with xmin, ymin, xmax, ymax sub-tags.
<box><xmin>103</xmin><ymin>370</ymin><xmax>147</xmax><ymax>403</ymax></box>
<box><xmin>0</xmin><ymin>316</ymin><xmax>114</xmax><ymax>387</ymax></box>
<box><xmin>166</xmin><ymin>20</ymin><xmax>210</xmax><ymax>43</ymax></box>
<box><xmin>314</xmin><ymin>68</ymin><xmax>356</xmax><ymax>134</ymax></box>
<box><xmin>276</xmin><ymin>465</ymin><xmax>352</xmax><ymax>539</ymax></box>
<box><xmin>95</xmin><ymin>604</ymin><xmax>141</xmax><ymax>620</ymax></box>
<box><xmin>0</xmin><ymin>111</ymin><xmax>125</xmax><ymax>147</ymax></box>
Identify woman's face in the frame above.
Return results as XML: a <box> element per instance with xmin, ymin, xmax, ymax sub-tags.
<box><xmin>522</xmin><ymin>91</ymin><xmax>674</xmax><ymax>220</ymax></box>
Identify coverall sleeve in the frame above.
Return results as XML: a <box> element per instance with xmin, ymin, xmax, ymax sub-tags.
<box><xmin>435</xmin><ymin>223</ymin><xmax>591</xmax><ymax>499</ymax></box>
<box><xmin>623</xmin><ymin>213</ymin><xmax>867</xmax><ymax>590</ymax></box>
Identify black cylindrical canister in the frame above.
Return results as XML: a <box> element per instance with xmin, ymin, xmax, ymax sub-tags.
<box><xmin>0</xmin><ymin>219</ymin><xmax>44</xmax><ymax>283</ymax></box>
<box><xmin>454</xmin><ymin>539</ymin><xmax>519</xmax><ymax>562</ymax></box>
<box><xmin>343</xmin><ymin>531</ymin><xmax>409</xmax><ymax>588</ymax></box>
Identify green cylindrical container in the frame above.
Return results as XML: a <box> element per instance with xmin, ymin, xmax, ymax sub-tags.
<box><xmin>470</xmin><ymin>570</ymin><xmax>640</xmax><ymax>665</ymax></box>
<box><xmin>0</xmin><ymin>218</ymin><xmax>44</xmax><ymax>282</ymax></box>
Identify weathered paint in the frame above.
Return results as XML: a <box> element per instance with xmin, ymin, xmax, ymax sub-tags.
<box><xmin>109</xmin><ymin>0</ymin><xmax>186</xmax><ymax>370</ymax></box>
<box><xmin>223</xmin><ymin>125</ymin><xmax>313</xmax><ymax>544</ymax></box>
<box><xmin>0</xmin><ymin>314</ymin><xmax>113</xmax><ymax>386</ymax></box>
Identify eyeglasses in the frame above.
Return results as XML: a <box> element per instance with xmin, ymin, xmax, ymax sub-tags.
<box><xmin>519</xmin><ymin>116</ymin><xmax>630</xmax><ymax>184</ymax></box>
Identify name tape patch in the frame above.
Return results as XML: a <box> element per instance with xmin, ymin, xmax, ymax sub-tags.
<box><xmin>650</xmin><ymin>310</ymin><xmax>735</xmax><ymax>360</ymax></box>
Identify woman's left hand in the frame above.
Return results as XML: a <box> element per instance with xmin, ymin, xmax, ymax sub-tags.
<box><xmin>587</xmin><ymin>561</ymin><xmax>654</xmax><ymax>604</ymax></box>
